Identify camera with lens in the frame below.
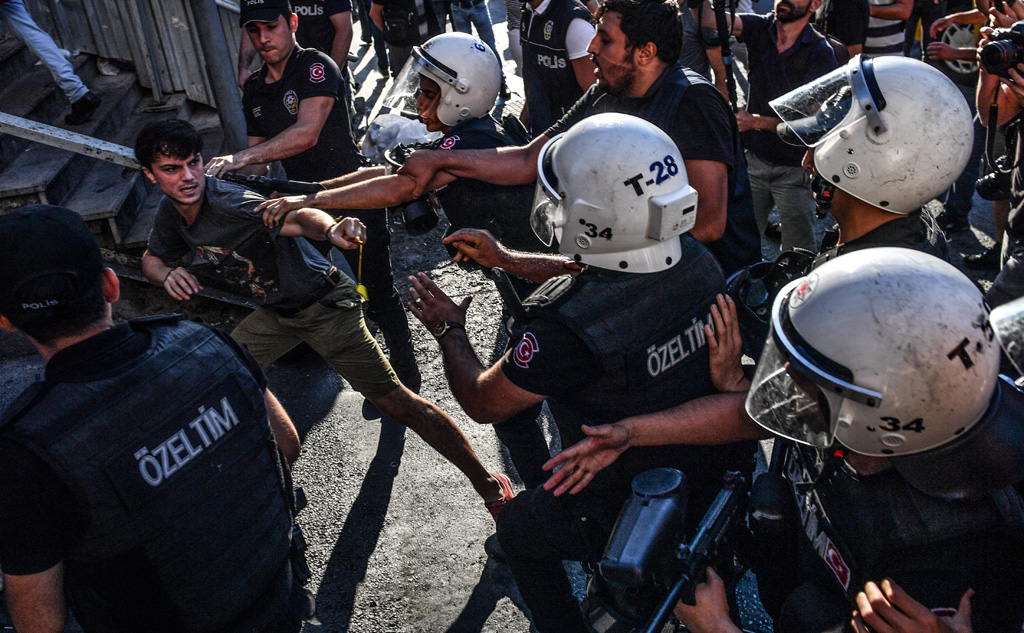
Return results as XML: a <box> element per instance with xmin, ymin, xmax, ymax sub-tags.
<box><xmin>980</xmin><ymin>21</ymin><xmax>1024</xmax><ymax>78</ymax></box>
<box><xmin>384</xmin><ymin>143</ymin><xmax>442</xmax><ymax>236</ymax></box>
<box><xmin>976</xmin><ymin>170</ymin><xmax>1012</xmax><ymax>201</ymax></box>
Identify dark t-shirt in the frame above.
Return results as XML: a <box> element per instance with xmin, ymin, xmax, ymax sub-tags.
<box><xmin>500</xmin><ymin>316</ymin><xmax>598</xmax><ymax>398</ymax></box>
<box><xmin>679</xmin><ymin>6</ymin><xmax>714</xmax><ymax>80</ymax></box>
<box><xmin>738</xmin><ymin>13</ymin><xmax>839</xmax><ymax>165</ymax></box>
<box><xmin>293</xmin><ymin>0</ymin><xmax>352</xmax><ymax>56</ymax></box>
<box><xmin>147</xmin><ymin>177</ymin><xmax>343</xmax><ymax>311</ymax></box>
<box><xmin>545</xmin><ymin>65</ymin><xmax>761</xmax><ymax>276</ymax></box>
<box><xmin>434</xmin><ymin>116</ymin><xmax>549</xmax><ymax>255</ymax></box>
<box><xmin>821</xmin><ymin>0</ymin><xmax>869</xmax><ymax>48</ymax></box>
<box><xmin>0</xmin><ymin>323</ymin><xmax>272</xmax><ymax>631</ymax></box>
<box><xmin>243</xmin><ymin>47</ymin><xmax>361</xmax><ymax>181</ymax></box>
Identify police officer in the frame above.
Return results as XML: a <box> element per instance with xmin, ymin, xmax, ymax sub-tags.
<box><xmin>773</xmin><ymin>55</ymin><xmax>971</xmax><ymax>264</ymax></box>
<box><xmin>259</xmin><ymin>32</ymin><xmax>558</xmax><ymax>487</ymax></box>
<box><xmin>405</xmin><ymin>114</ymin><xmax>756</xmax><ymax>633</ymax></box>
<box><xmin>520</xmin><ymin>0</ymin><xmax>597</xmax><ymax>135</ymax></box>
<box><xmin>0</xmin><ymin>205</ymin><xmax>311</xmax><ymax>633</ymax></box>
<box><xmin>398</xmin><ymin>0</ymin><xmax>761</xmax><ymax>277</ymax></box>
<box><xmin>237</xmin><ymin>0</ymin><xmax>355</xmax><ymax>93</ymax></box>
<box><xmin>210</xmin><ymin>0</ymin><xmax>420</xmax><ymax>393</ymax></box>
<box><xmin>672</xmin><ymin>249</ymin><xmax>1024</xmax><ymax>632</ymax></box>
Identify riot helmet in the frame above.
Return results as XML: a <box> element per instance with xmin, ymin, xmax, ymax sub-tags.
<box><xmin>530</xmin><ymin>113</ymin><xmax>698</xmax><ymax>273</ymax></box>
<box><xmin>746</xmin><ymin>248</ymin><xmax>999</xmax><ymax>458</ymax></box>
<box><xmin>771</xmin><ymin>56</ymin><xmax>973</xmax><ymax>215</ymax></box>
<box><xmin>383</xmin><ymin>33</ymin><xmax>501</xmax><ymax>126</ymax></box>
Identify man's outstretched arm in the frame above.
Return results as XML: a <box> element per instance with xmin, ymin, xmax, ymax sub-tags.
<box><xmin>407</xmin><ymin>272</ymin><xmax>546</xmax><ymax>423</ymax></box>
<box><xmin>444</xmin><ymin>229</ymin><xmax>583</xmax><ymax>284</ymax></box>
<box><xmin>399</xmin><ymin>135</ymin><xmax>549</xmax><ymax>197</ymax></box>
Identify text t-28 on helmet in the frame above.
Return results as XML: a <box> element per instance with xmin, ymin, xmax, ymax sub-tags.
<box><xmin>383</xmin><ymin>32</ymin><xmax>501</xmax><ymax>126</ymax></box>
<box><xmin>745</xmin><ymin>248</ymin><xmax>1000</xmax><ymax>459</ymax></box>
<box><xmin>771</xmin><ymin>56</ymin><xmax>973</xmax><ymax>215</ymax></box>
<box><xmin>530</xmin><ymin>113</ymin><xmax>698</xmax><ymax>273</ymax></box>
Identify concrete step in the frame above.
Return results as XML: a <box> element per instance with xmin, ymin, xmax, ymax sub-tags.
<box><xmin>0</xmin><ymin>35</ymin><xmax>33</xmax><ymax>92</ymax></box>
<box><xmin>0</xmin><ymin>54</ymin><xmax>93</xmax><ymax>171</ymax></box>
<box><xmin>0</xmin><ymin>71</ymin><xmax>141</xmax><ymax>212</ymax></box>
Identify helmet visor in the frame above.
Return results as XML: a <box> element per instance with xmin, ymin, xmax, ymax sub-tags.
<box><xmin>746</xmin><ymin>334</ymin><xmax>836</xmax><ymax>448</ymax></box>
<box><xmin>530</xmin><ymin>135</ymin><xmax>566</xmax><ymax>247</ymax></box>
<box><xmin>770</xmin><ymin>56</ymin><xmax>886</xmax><ymax>147</ymax></box>
<box><xmin>746</xmin><ymin>276</ymin><xmax>884</xmax><ymax>447</ymax></box>
<box><xmin>991</xmin><ymin>295</ymin><xmax>1024</xmax><ymax>377</ymax></box>
<box><xmin>382</xmin><ymin>47</ymin><xmax>459</xmax><ymax>119</ymax></box>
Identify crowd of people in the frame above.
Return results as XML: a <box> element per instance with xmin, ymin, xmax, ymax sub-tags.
<box><xmin>2</xmin><ymin>0</ymin><xmax>1024</xmax><ymax>631</ymax></box>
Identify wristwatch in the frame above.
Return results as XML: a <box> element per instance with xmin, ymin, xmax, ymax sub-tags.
<box><xmin>432</xmin><ymin>321</ymin><xmax>464</xmax><ymax>340</ymax></box>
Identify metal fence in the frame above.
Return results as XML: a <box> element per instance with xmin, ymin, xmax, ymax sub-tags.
<box><xmin>22</xmin><ymin>0</ymin><xmax>242</xmax><ymax>108</ymax></box>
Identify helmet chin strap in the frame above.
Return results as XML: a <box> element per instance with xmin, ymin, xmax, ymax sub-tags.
<box><xmin>810</xmin><ymin>173</ymin><xmax>834</xmax><ymax>218</ymax></box>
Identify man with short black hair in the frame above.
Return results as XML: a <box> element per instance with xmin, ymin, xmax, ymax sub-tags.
<box><xmin>0</xmin><ymin>205</ymin><xmax>311</xmax><ymax>633</ymax></box>
<box><xmin>213</xmin><ymin>0</ymin><xmax>421</xmax><ymax>393</ymax></box>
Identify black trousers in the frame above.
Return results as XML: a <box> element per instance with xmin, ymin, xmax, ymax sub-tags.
<box><xmin>335</xmin><ymin>210</ymin><xmax>416</xmax><ymax>374</ymax></box>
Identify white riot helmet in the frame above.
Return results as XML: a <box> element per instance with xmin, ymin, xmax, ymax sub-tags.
<box><xmin>746</xmin><ymin>248</ymin><xmax>1000</xmax><ymax>461</ymax></box>
<box><xmin>531</xmin><ymin>113</ymin><xmax>698</xmax><ymax>273</ymax></box>
<box><xmin>771</xmin><ymin>56</ymin><xmax>973</xmax><ymax>215</ymax></box>
<box><xmin>383</xmin><ymin>33</ymin><xmax>500</xmax><ymax>126</ymax></box>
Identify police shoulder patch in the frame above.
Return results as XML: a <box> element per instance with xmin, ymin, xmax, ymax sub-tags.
<box><xmin>513</xmin><ymin>332</ymin><xmax>540</xmax><ymax>369</ymax></box>
<box><xmin>309</xmin><ymin>62</ymin><xmax>326</xmax><ymax>83</ymax></box>
<box><xmin>439</xmin><ymin>135</ymin><xmax>460</xmax><ymax>150</ymax></box>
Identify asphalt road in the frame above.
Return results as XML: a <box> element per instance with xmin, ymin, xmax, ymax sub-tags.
<box><xmin>0</xmin><ymin>5</ymin><xmax>1003</xmax><ymax>632</ymax></box>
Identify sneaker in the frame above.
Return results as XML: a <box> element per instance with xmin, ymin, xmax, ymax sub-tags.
<box><xmin>65</xmin><ymin>91</ymin><xmax>101</xmax><ymax>125</ymax></box>
<box><xmin>935</xmin><ymin>209</ymin><xmax>969</xmax><ymax>234</ymax></box>
<box><xmin>499</xmin><ymin>82</ymin><xmax>511</xmax><ymax>101</ymax></box>
<box><xmin>963</xmin><ymin>244</ymin><xmax>1001</xmax><ymax>270</ymax></box>
<box><xmin>484</xmin><ymin>472</ymin><xmax>514</xmax><ymax>520</ymax></box>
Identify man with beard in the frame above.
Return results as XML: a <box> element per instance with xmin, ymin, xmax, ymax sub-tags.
<box><xmin>698</xmin><ymin>0</ymin><xmax>839</xmax><ymax>253</ymax></box>
<box><xmin>399</xmin><ymin>0</ymin><xmax>760</xmax><ymax>276</ymax></box>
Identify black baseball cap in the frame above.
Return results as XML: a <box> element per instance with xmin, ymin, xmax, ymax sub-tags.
<box><xmin>0</xmin><ymin>205</ymin><xmax>105</xmax><ymax>325</ymax></box>
<box><xmin>239</xmin><ymin>0</ymin><xmax>293</xmax><ymax>26</ymax></box>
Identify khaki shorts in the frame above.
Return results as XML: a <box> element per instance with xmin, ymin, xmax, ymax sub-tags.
<box><xmin>232</xmin><ymin>285</ymin><xmax>400</xmax><ymax>400</ymax></box>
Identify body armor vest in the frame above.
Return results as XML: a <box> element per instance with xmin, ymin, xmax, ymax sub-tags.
<box><xmin>519</xmin><ymin>238</ymin><xmax>753</xmax><ymax>508</ymax></box>
<box><xmin>521</xmin><ymin>0</ymin><xmax>593</xmax><ymax>135</ymax></box>
<box><xmin>785</xmin><ymin>443</ymin><xmax>1024</xmax><ymax>600</ymax></box>
<box><xmin>435</xmin><ymin>116</ymin><xmax>541</xmax><ymax>254</ymax></box>
<box><xmin>1</xmin><ymin>317</ymin><xmax>293</xmax><ymax>632</ymax></box>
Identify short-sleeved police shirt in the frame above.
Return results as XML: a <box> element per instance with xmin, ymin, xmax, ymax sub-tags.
<box><xmin>147</xmin><ymin>177</ymin><xmax>339</xmax><ymax>311</ymax></box>
<box><xmin>293</xmin><ymin>0</ymin><xmax>352</xmax><ymax>55</ymax></box>
<box><xmin>434</xmin><ymin>116</ymin><xmax>548</xmax><ymax>255</ymax></box>
<box><xmin>243</xmin><ymin>47</ymin><xmax>361</xmax><ymax>181</ymax></box>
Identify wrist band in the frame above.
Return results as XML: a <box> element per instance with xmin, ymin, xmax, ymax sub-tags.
<box><xmin>162</xmin><ymin>269</ymin><xmax>174</xmax><ymax>284</ymax></box>
<box><xmin>324</xmin><ymin>221</ymin><xmax>340</xmax><ymax>242</ymax></box>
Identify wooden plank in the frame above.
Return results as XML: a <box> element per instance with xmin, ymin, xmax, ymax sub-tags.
<box><xmin>0</xmin><ymin>112</ymin><xmax>139</xmax><ymax>169</ymax></box>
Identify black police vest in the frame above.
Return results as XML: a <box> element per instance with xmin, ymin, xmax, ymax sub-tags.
<box><xmin>521</xmin><ymin>0</ymin><xmax>593</xmax><ymax>135</ymax></box>
<box><xmin>435</xmin><ymin>116</ymin><xmax>541</xmax><ymax>254</ymax></box>
<box><xmin>1</xmin><ymin>317</ymin><xmax>293</xmax><ymax>633</ymax></box>
<box><xmin>785</xmin><ymin>443</ymin><xmax>1024</xmax><ymax>601</ymax></box>
<box><xmin>520</xmin><ymin>238</ymin><xmax>747</xmax><ymax>482</ymax></box>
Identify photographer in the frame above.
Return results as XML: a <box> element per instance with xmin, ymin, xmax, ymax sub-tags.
<box><xmin>977</xmin><ymin>0</ymin><xmax>1024</xmax><ymax>306</ymax></box>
